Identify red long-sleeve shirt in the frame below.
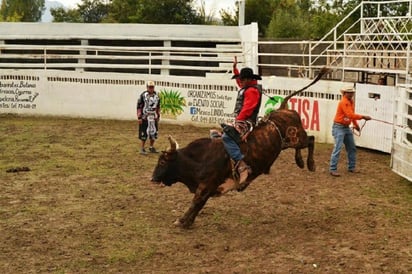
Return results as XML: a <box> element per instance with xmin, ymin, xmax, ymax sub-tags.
<box><xmin>236</xmin><ymin>85</ymin><xmax>261</xmax><ymax>121</ymax></box>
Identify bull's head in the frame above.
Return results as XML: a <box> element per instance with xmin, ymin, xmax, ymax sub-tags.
<box><xmin>151</xmin><ymin>135</ymin><xmax>180</xmax><ymax>186</ymax></box>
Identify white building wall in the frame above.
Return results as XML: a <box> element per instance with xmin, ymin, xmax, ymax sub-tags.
<box><xmin>0</xmin><ymin>22</ymin><xmax>240</xmax><ymax>42</ymax></box>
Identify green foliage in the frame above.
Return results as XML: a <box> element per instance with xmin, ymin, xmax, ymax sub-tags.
<box><xmin>220</xmin><ymin>0</ymin><xmax>274</xmax><ymax>31</ymax></box>
<box><xmin>51</xmin><ymin>0</ymin><xmax>109</xmax><ymax>23</ymax></box>
<box><xmin>0</xmin><ymin>0</ymin><xmax>45</xmax><ymax>22</ymax></box>
<box><xmin>51</xmin><ymin>7</ymin><xmax>82</xmax><ymax>22</ymax></box>
<box><xmin>107</xmin><ymin>0</ymin><xmax>201</xmax><ymax>24</ymax></box>
<box><xmin>266</xmin><ymin>7</ymin><xmax>307</xmax><ymax>39</ymax></box>
<box><xmin>135</xmin><ymin>0</ymin><xmax>201</xmax><ymax>24</ymax></box>
<box><xmin>244</xmin><ymin>0</ymin><xmax>274</xmax><ymax>36</ymax></box>
<box><xmin>220</xmin><ymin>8</ymin><xmax>237</xmax><ymax>26</ymax></box>
<box><xmin>106</xmin><ymin>0</ymin><xmax>138</xmax><ymax>23</ymax></box>
<box><xmin>310</xmin><ymin>12</ymin><xmax>341</xmax><ymax>40</ymax></box>
<box><xmin>263</xmin><ymin>0</ymin><xmax>363</xmax><ymax>39</ymax></box>
<box><xmin>159</xmin><ymin>89</ymin><xmax>186</xmax><ymax>117</ymax></box>
<box><xmin>77</xmin><ymin>0</ymin><xmax>109</xmax><ymax>23</ymax></box>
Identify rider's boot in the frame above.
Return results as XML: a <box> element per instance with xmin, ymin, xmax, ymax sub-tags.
<box><xmin>236</xmin><ymin>160</ymin><xmax>251</xmax><ymax>187</ymax></box>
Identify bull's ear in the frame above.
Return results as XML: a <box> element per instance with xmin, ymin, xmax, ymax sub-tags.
<box><xmin>167</xmin><ymin>135</ymin><xmax>179</xmax><ymax>151</ymax></box>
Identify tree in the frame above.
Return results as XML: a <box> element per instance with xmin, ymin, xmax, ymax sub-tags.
<box><xmin>220</xmin><ymin>7</ymin><xmax>237</xmax><ymax>26</ymax></box>
<box><xmin>106</xmin><ymin>0</ymin><xmax>201</xmax><ymax>24</ymax></box>
<box><xmin>77</xmin><ymin>0</ymin><xmax>109</xmax><ymax>23</ymax></box>
<box><xmin>263</xmin><ymin>0</ymin><xmax>357</xmax><ymax>39</ymax></box>
<box><xmin>0</xmin><ymin>0</ymin><xmax>45</xmax><ymax>22</ymax></box>
<box><xmin>50</xmin><ymin>7</ymin><xmax>82</xmax><ymax>23</ymax></box>
<box><xmin>197</xmin><ymin>0</ymin><xmax>220</xmax><ymax>25</ymax></box>
<box><xmin>266</xmin><ymin>7</ymin><xmax>307</xmax><ymax>39</ymax></box>
<box><xmin>135</xmin><ymin>0</ymin><xmax>201</xmax><ymax>24</ymax></box>
<box><xmin>51</xmin><ymin>0</ymin><xmax>109</xmax><ymax>23</ymax></box>
<box><xmin>47</xmin><ymin>0</ymin><xmax>356</xmax><ymax>40</ymax></box>
<box><xmin>220</xmin><ymin>0</ymin><xmax>275</xmax><ymax>35</ymax></box>
<box><xmin>244</xmin><ymin>0</ymin><xmax>274</xmax><ymax>36</ymax></box>
<box><xmin>309</xmin><ymin>0</ymin><xmax>342</xmax><ymax>40</ymax></box>
<box><xmin>106</xmin><ymin>0</ymin><xmax>139</xmax><ymax>23</ymax></box>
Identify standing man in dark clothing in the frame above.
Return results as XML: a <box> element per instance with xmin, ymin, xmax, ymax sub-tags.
<box><xmin>222</xmin><ymin>67</ymin><xmax>262</xmax><ymax>188</ymax></box>
<box><xmin>137</xmin><ymin>80</ymin><xmax>161</xmax><ymax>155</ymax></box>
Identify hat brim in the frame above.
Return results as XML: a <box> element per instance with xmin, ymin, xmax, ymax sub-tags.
<box><xmin>231</xmin><ymin>74</ymin><xmax>262</xmax><ymax>80</ymax></box>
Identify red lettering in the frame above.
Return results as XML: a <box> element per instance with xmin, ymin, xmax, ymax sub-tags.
<box><xmin>289</xmin><ymin>98</ymin><xmax>298</xmax><ymax>111</ymax></box>
<box><xmin>283</xmin><ymin>97</ymin><xmax>320</xmax><ymax>132</ymax></box>
<box><xmin>310</xmin><ymin>101</ymin><xmax>319</xmax><ymax>131</ymax></box>
<box><xmin>301</xmin><ymin>99</ymin><xmax>310</xmax><ymax>129</ymax></box>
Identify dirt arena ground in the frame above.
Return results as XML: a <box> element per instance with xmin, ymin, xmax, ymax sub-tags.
<box><xmin>1</xmin><ymin>114</ymin><xmax>411</xmax><ymax>273</ymax></box>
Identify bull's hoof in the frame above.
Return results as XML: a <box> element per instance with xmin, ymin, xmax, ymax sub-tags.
<box><xmin>295</xmin><ymin>158</ymin><xmax>304</xmax><ymax>169</ymax></box>
<box><xmin>236</xmin><ymin>181</ymin><xmax>250</xmax><ymax>192</ymax></box>
<box><xmin>173</xmin><ymin>218</ymin><xmax>192</xmax><ymax>229</ymax></box>
<box><xmin>216</xmin><ymin>179</ymin><xmax>236</xmax><ymax>195</ymax></box>
<box><xmin>308</xmin><ymin>160</ymin><xmax>316</xmax><ymax>171</ymax></box>
<box><xmin>173</xmin><ymin>219</ymin><xmax>183</xmax><ymax>226</ymax></box>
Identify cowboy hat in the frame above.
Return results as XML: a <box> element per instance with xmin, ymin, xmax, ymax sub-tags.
<box><xmin>146</xmin><ymin>80</ymin><xmax>155</xmax><ymax>87</ymax></box>
<box><xmin>232</xmin><ymin>67</ymin><xmax>262</xmax><ymax>80</ymax></box>
<box><xmin>340</xmin><ymin>86</ymin><xmax>356</xmax><ymax>94</ymax></box>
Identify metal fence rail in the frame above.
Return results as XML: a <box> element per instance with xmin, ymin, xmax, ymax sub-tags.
<box><xmin>0</xmin><ymin>44</ymin><xmax>242</xmax><ymax>75</ymax></box>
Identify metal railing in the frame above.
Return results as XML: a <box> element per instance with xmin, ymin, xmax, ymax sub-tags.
<box><xmin>257</xmin><ymin>0</ymin><xmax>412</xmax><ymax>80</ymax></box>
<box><xmin>0</xmin><ymin>44</ymin><xmax>242</xmax><ymax>75</ymax></box>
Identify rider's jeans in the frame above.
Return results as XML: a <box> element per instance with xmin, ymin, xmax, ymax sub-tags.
<box><xmin>222</xmin><ymin>133</ymin><xmax>243</xmax><ymax>162</ymax></box>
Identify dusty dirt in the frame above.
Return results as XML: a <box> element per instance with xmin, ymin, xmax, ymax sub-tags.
<box><xmin>1</xmin><ymin>115</ymin><xmax>411</xmax><ymax>273</ymax></box>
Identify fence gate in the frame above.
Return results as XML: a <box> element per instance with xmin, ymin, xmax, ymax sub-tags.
<box><xmin>391</xmin><ymin>78</ymin><xmax>412</xmax><ymax>181</ymax></box>
<box><xmin>354</xmin><ymin>84</ymin><xmax>395</xmax><ymax>154</ymax></box>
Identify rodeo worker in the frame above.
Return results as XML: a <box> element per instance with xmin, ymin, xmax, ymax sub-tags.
<box><xmin>222</xmin><ymin>67</ymin><xmax>262</xmax><ymax>188</ymax></box>
<box><xmin>329</xmin><ymin>85</ymin><xmax>372</xmax><ymax>177</ymax></box>
<box><xmin>137</xmin><ymin>80</ymin><xmax>161</xmax><ymax>155</ymax></box>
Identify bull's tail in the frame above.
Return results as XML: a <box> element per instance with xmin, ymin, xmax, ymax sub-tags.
<box><xmin>279</xmin><ymin>66</ymin><xmax>330</xmax><ymax>110</ymax></box>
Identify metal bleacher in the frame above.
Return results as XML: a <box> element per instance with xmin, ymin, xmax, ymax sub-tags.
<box><xmin>258</xmin><ymin>0</ymin><xmax>412</xmax><ymax>84</ymax></box>
<box><xmin>0</xmin><ymin>23</ymin><xmax>242</xmax><ymax>77</ymax></box>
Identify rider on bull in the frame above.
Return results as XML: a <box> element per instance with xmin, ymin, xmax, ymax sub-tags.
<box><xmin>222</xmin><ymin>67</ymin><xmax>262</xmax><ymax>188</ymax></box>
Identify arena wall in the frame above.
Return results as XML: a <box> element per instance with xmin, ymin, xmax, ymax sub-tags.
<box><xmin>0</xmin><ymin>69</ymin><xmax>394</xmax><ymax>149</ymax></box>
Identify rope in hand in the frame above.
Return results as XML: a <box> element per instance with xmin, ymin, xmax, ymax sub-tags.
<box><xmin>352</xmin><ymin>120</ymin><xmax>367</xmax><ymax>136</ymax></box>
<box><xmin>352</xmin><ymin>118</ymin><xmax>397</xmax><ymax>136</ymax></box>
<box><xmin>372</xmin><ymin>118</ymin><xmax>394</xmax><ymax>125</ymax></box>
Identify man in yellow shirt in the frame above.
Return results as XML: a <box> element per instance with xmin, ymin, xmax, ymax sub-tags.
<box><xmin>329</xmin><ymin>86</ymin><xmax>372</xmax><ymax>177</ymax></box>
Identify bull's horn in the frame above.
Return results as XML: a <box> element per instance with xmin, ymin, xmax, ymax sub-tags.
<box><xmin>167</xmin><ymin>135</ymin><xmax>179</xmax><ymax>151</ymax></box>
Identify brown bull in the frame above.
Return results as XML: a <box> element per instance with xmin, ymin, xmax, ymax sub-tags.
<box><xmin>151</xmin><ymin>67</ymin><xmax>329</xmax><ymax>228</ymax></box>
